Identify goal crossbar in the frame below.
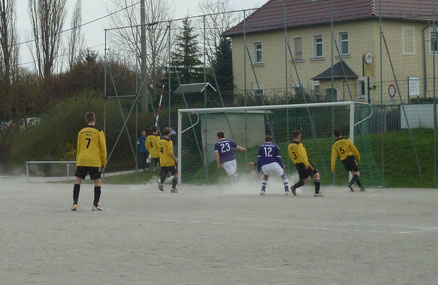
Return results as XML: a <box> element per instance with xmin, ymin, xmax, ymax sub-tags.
<box><xmin>177</xmin><ymin>101</ymin><xmax>355</xmax><ymax>184</ymax></box>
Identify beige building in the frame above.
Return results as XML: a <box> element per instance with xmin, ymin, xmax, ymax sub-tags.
<box><xmin>224</xmin><ymin>0</ymin><xmax>437</xmax><ymax>104</ymax></box>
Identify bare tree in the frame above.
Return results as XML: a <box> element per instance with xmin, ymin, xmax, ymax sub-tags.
<box><xmin>67</xmin><ymin>0</ymin><xmax>84</xmax><ymax>69</ymax></box>
<box><xmin>198</xmin><ymin>0</ymin><xmax>237</xmax><ymax>56</ymax></box>
<box><xmin>107</xmin><ymin>0</ymin><xmax>174</xmax><ymax>95</ymax></box>
<box><xmin>28</xmin><ymin>0</ymin><xmax>67</xmax><ymax>78</ymax></box>
<box><xmin>0</xmin><ymin>0</ymin><xmax>19</xmax><ymax>121</ymax></box>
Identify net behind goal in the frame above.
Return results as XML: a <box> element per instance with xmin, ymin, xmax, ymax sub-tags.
<box><xmin>177</xmin><ymin>102</ymin><xmax>383</xmax><ymax>187</ymax></box>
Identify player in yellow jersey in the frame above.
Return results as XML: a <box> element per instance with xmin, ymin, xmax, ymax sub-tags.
<box><xmin>158</xmin><ymin>127</ymin><xmax>179</xmax><ymax>193</ymax></box>
<box><xmin>287</xmin><ymin>130</ymin><xmax>323</xmax><ymax>197</ymax></box>
<box><xmin>146</xmin><ymin>126</ymin><xmax>161</xmax><ymax>168</ymax></box>
<box><xmin>331</xmin><ymin>128</ymin><xmax>365</xmax><ymax>192</ymax></box>
<box><xmin>71</xmin><ymin>112</ymin><xmax>107</xmax><ymax>211</ymax></box>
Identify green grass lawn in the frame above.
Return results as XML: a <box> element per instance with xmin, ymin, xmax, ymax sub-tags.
<box><xmin>369</xmin><ymin>128</ymin><xmax>437</xmax><ymax>188</ymax></box>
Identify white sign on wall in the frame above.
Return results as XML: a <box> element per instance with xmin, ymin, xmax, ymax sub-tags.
<box><xmin>408</xmin><ymin>77</ymin><xmax>420</xmax><ymax>96</ymax></box>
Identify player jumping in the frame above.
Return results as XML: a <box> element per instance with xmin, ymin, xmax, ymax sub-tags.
<box><xmin>331</xmin><ymin>128</ymin><xmax>365</xmax><ymax>192</ymax></box>
<box><xmin>288</xmin><ymin>130</ymin><xmax>323</xmax><ymax>197</ymax></box>
<box><xmin>71</xmin><ymin>112</ymin><xmax>107</xmax><ymax>211</ymax></box>
<box><xmin>214</xmin><ymin>131</ymin><xmax>246</xmax><ymax>182</ymax></box>
<box><xmin>257</xmin><ymin>135</ymin><xmax>290</xmax><ymax>196</ymax></box>
<box><xmin>158</xmin><ymin>127</ymin><xmax>179</xmax><ymax>193</ymax></box>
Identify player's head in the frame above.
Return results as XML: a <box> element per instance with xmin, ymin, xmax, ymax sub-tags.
<box><xmin>141</xmin><ymin>130</ymin><xmax>146</xmax><ymax>137</ymax></box>
<box><xmin>292</xmin><ymin>130</ymin><xmax>301</xmax><ymax>140</ymax></box>
<box><xmin>265</xmin><ymin>135</ymin><xmax>273</xmax><ymax>142</ymax></box>
<box><xmin>85</xmin><ymin>112</ymin><xmax>96</xmax><ymax>124</ymax></box>
<box><xmin>334</xmin><ymin>128</ymin><xmax>341</xmax><ymax>138</ymax></box>
<box><xmin>150</xmin><ymin>126</ymin><xmax>158</xmax><ymax>134</ymax></box>
<box><xmin>162</xmin><ymin>127</ymin><xmax>171</xmax><ymax>138</ymax></box>
<box><xmin>217</xmin><ymin>131</ymin><xmax>224</xmax><ymax>139</ymax></box>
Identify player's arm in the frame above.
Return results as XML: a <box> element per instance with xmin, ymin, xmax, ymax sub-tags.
<box><xmin>99</xmin><ymin>131</ymin><xmax>107</xmax><ymax>169</ymax></box>
<box><xmin>214</xmin><ymin>151</ymin><xmax>221</xmax><ymax>168</ymax></box>
<box><xmin>136</xmin><ymin>137</ymin><xmax>142</xmax><ymax>151</ymax></box>
<box><xmin>231</xmin><ymin>141</ymin><xmax>245</xmax><ymax>152</ymax></box>
<box><xmin>349</xmin><ymin>140</ymin><xmax>360</xmax><ymax>163</ymax></box>
<box><xmin>331</xmin><ymin>145</ymin><xmax>338</xmax><ymax>173</ymax></box>
<box><xmin>287</xmin><ymin>144</ymin><xmax>293</xmax><ymax>161</ymax></box>
<box><xmin>298</xmin><ymin>144</ymin><xmax>310</xmax><ymax>167</ymax></box>
<box><xmin>168</xmin><ymin>142</ymin><xmax>178</xmax><ymax>163</ymax></box>
<box><xmin>145</xmin><ymin>137</ymin><xmax>150</xmax><ymax>151</ymax></box>
<box><xmin>256</xmin><ymin>147</ymin><xmax>262</xmax><ymax>172</ymax></box>
<box><xmin>76</xmin><ymin>133</ymin><xmax>81</xmax><ymax>162</ymax></box>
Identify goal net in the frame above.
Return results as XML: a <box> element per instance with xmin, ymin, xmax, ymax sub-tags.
<box><xmin>177</xmin><ymin>102</ymin><xmax>383</xmax><ymax>187</ymax></box>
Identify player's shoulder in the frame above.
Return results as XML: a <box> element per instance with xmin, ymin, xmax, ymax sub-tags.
<box><xmin>79</xmin><ymin>125</ymin><xmax>101</xmax><ymax>133</ymax></box>
<box><xmin>332</xmin><ymin>137</ymin><xmax>347</xmax><ymax>145</ymax></box>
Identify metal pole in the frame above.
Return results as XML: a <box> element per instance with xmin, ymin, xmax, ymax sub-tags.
<box><xmin>140</xmin><ymin>0</ymin><xmax>148</xmax><ymax>113</ymax></box>
<box><xmin>177</xmin><ymin>110</ymin><xmax>182</xmax><ymax>184</ymax></box>
<box><xmin>379</xmin><ymin>0</ymin><xmax>385</xmax><ymax>184</ymax></box>
<box><xmin>26</xmin><ymin>162</ymin><xmax>29</xmax><ymax>182</ymax></box>
<box><xmin>433</xmin><ymin>0</ymin><xmax>437</xmax><ymax>187</ymax></box>
<box><xmin>104</xmin><ymin>30</ymin><xmax>108</xmax><ymax>135</ymax></box>
<box><xmin>135</xmin><ymin>103</ymin><xmax>138</xmax><ymax>182</ymax></box>
<box><xmin>168</xmin><ymin>21</ymin><xmax>172</xmax><ymax>128</ymax></box>
<box><xmin>203</xmin><ymin>15</ymin><xmax>208</xmax><ymax>183</ymax></box>
<box><xmin>284</xmin><ymin>5</ymin><xmax>290</xmax><ymax>172</ymax></box>
<box><xmin>243</xmin><ymin>10</ymin><xmax>248</xmax><ymax>165</ymax></box>
<box><xmin>330</xmin><ymin>0</ymin><xmax>335</xmax><ymax>184</ymax></box>
<box><xmin>66</xmin><ymin>162</ymin><xmax>69</xmax><ymax>181</ymax></box>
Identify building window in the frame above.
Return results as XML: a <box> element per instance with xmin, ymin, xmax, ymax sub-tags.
<box><xmin>313</xmin><ymin>35</ymin><xmax>323</xmax><ymax>58</ymax></box>
<box><xmin>338</xmin><ymin>32</ymin><xmax>349</xmax><ymax>55</ymax></box>
<box><xmin>325</xmin><ymin>88</ymin><xmax>337</xmax><ymax>102</ymax></box>
<box><xmin>253</xmin><ymin>85</ymin><xmax>264</xmax><ymax>96</ymax></box>
<box><xmin>431</xmin><ymin>30</ymin><xmax>438</xmax><ymax>54</ymax></box>
<box><xmin>402</xmin><ymin>26</ymin><xmax>416</xmax><ymax>55</ymax></box>
<box><xmin>253</xmin><ymin>42</ymin><xmax>263</xmax><ymax>63</ymax></box>
<box><xmin>293</xmin><ymin>37</ymin><xmax>303</xmax><ymax>60</ymax></box>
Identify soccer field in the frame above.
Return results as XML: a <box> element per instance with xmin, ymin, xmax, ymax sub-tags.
<box><xmin>1</xmin><ymin>176</ymin><xmax>438</xmax><ymax>285</ymax></box>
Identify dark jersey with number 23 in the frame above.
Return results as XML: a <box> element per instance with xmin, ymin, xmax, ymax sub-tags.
<box><xmin>214</xmin><ymin>139</ymin><xmax>238</xmax><ymax>163</ymax></box>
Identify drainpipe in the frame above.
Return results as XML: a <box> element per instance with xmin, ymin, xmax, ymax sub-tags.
<box><xmin>423</xmin><ymin>23</ymin><xmax>431</xmax><ymax>98</ymax></box>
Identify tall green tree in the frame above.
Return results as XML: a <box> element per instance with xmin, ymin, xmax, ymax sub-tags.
<box><xmin>213</xmin><ymin>37</ymin><xmax>233</xmax><ymax>103</ymax></box>
<box><xmin>171</xmin><ymin>17</ymin><xmax>202</xmax><ymax>84</ymax></box>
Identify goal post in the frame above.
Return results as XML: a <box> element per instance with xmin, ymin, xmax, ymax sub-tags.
<box><xmin>177</xmin><ymin>101</ymin><xmax>382</xmax><ymax>186</ymax></box>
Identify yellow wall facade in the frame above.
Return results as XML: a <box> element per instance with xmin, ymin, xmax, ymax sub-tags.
<box><xmin>231</xmin><ymin>19</ymin><xmax>435</xmax><ymax>104</ymax></box>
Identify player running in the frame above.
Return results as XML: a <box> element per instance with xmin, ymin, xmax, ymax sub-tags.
<box><xmin>257</xmin><ymin>135</ymin><xmax>290</xmax><ymax>196</ymax></box>
<box><xmin>146</xmin><ymin>126</ymin><xmax>161</xmax><ymax>168</ymax></box>
<box><xmin>158</xmin><ymin>127</ymin><xmax>179</xmax><ymax>193</ymax></box>
<box><xmin>71</xmin><ymin>112</ymin><xmax>107</xmax><ymax>211</ymax></box>
<box><xmin>288</xmin><ymin>130</ymin><xmax>323</xmax><ymax>197</ymax></box>
<box><xmin>331</xmin><ymin>128</ymin><xmax>365</xmax><ymax>192</ymax></box>
<box><xmin>214</xmin><ymin>131</ymin><xmax>246</xmax><ymax>182</ymax></box>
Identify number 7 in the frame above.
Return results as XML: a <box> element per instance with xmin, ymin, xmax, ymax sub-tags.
<box><xmin>86</xmin><ymin>138</ymin><xmax>91</xmax><ymax>148</ymax></box>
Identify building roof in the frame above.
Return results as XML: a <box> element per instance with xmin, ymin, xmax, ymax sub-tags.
<box><xmin>173</xmin><ymin>82</ymin><xmax>217</xmax><ymax>95</ymax></box>
<box><xmin>312</xmin><ymin>60</ymin><xmax>358</xmax><ymax>80</ymax></box>
<box><xmin>223</xmin><ymin>0</ymin><xmax>435</xmax><ymax>37</ymax></box>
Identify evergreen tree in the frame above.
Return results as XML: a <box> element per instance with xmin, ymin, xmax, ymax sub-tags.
<box><xmin>171</xmin><ymin>17</ymin><xmax>203</xmax><ymax>84</ymax></box>
<box><xmin>213</xmin><ymin>37</ymin><xmax>233</xmax><ymax>102</ymax></box>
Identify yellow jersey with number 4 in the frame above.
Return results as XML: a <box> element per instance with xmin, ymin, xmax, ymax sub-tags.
<box><xmin>159</xmin><ymin>138</ymin><xmax>175</xmax><ymax>167</ymax></box>
<box><xmin>331</xmin><ymin>138</ymin><xmax>360</xmax><ymax>170</ymax></box>
<box><xmin>76</xmin><ymin>126</ymin><xmax>107</xmax><ymax>168</ymax></box>
<box><xmin>287</xmin><ymin>141</ymin><xmax>310</xmax><ymax>166</ymax></box>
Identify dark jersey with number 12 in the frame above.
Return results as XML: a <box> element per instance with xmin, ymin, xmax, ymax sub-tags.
<box><xmin>257</xmin><ymin>143</ymin><xmax>284</xmax><ymax>172</ymax></box>
<box><xmin>214</xmin><ymin>139</ymin><xmax>238</xmax><ymax>163</ymax></box>
<box><xmin>76</xmin><ymin>126</ymin><xmax>107</xmax><ymax>168</ymax></box>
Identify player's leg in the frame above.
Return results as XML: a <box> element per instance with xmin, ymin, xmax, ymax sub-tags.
<box><xmin>352</xmin><ymin>170</ymin><xmax>365</xmax><ymax>191</ymax></box>
<box><xmin>261</xmin><ymin>174</ymin><xmax>269</xmax><ymax>195</ymax></box>
<box><xmin>90</xmin><ymin>168</ymin><xmax>103</xmax><ymax>211</ymax></box>
<box><xmin>290</xmin><ymin>164</ymin><xmax>306</xmax><ymax>196</ymax></box>
<box><xmin>71</xmin><ymin>167</ymin><xmax>85</xmax><ymax>211</ymax></box>
<box><xmin>170</xmin><ymin>167</ymin><xmax>178</xmax><ymax>193</ymax></box>
<box><xmin>313</xmin><ymin>172</ymin><xmax>323</xmax><ymax>197</ymax></box>
<box><xmin>158</xmin><ymin>167</ymin><xmax>167</xmax><ymax>191</ymax></box>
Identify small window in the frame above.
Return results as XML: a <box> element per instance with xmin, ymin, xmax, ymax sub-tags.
<box><xmin>313</xmin><ymin>35</ymin><xmax>323</xmax><ymax>58</ymax></box>
<box><xmin>431</xmin><ymin>30</ymin><xmax>438</xmax><ymax>54</ymax></box>
<box><xmin>325</xmin><ymin>88</ymin><xmax>337</xmax><ymax>102</ymax></box>
<box><xmin>253</xmin><ymin>85</ymin><xmax>264</xmax><ymax>96</ymax></box>
<box><xmin>293</xmin><ymin>37</ymin><xmax>303</xmax><ymax>60</ymax></box>
<box><xmin>338</xmin><ymin>32</ymin><xmax>349</xmax><ymax>55</ymax></box>
<box><xmin>402</xmin><ymin>26</ymin><xmax>416</xmax><ymax>55</ymax></box>
<box><xmin>253</xmin><ymin>42</ymin><xmax>263</xmax><ymax>63</ymax></box>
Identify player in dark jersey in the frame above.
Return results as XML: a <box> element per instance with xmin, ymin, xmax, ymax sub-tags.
<box><xmin>71</xmin><ymin>112</ymin><xmax>107</xmax><ymax>211</ymax></box>
<box><xmin>331</xmin><ymin>128</ymin><xmax>365</xmax><ymax>192</ymax></box>
<box><xmin>214</xmin><ymin>131</ymin><xmax>246</xmax><ymax>182</ymax></box>
<box><xmin>257</xmin><ymin>135</ymin><xmax>290</xmax><ymax>196</ymax></box>
<box><xmin>288</xmin><ymin>130</ymin><xmax>323</xmax><ymax>197</ymax></box>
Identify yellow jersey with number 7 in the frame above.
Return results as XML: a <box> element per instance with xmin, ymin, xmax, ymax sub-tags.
<box><xmin>331</xmin><ymin>138</ymin><xmax>360</xmax><ymax>171</ymax></box>
<box><xmin>76</xmin><ymin>126</ymin><xmax>107</xmax><ymax>168</ymax></box>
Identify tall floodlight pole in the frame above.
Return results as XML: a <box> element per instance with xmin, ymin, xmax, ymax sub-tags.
<box><xmin>433</xmin><ymin>0</ymin><xmax>437</xmax><ymax>187</ymax></box>
<box><xmin>140</xmin><ymin>0</ymin><xmax>148</xmax><ymax>113</ymax></box>
<box><xmin>168</xmin><ymin>21</ymin><xmax>171</xmax><ymax>127</ymax></box>
<box><xmin>379</xmin><ymin>0</ymin><xmax>384</xmax><ymax>183</ymax></box>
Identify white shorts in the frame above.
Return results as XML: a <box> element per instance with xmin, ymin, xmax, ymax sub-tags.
<box><xmin>222</xmin><ymin>159</ymin><xmax>237</xmax><ymax>176</ymax></box>
<box><xmin>261</xmin><ymin>162</ymin><xmax>284</xmax><ymax>177</ymax></box>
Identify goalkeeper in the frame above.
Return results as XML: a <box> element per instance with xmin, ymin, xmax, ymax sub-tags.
<box><xmin>331</xmin><ymin>128</ymin><xmax>365</xmax><ymax>192</ymax></box>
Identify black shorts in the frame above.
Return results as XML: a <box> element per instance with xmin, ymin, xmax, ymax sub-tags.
<box><xmin>342</xmin><ymin>155</ymin><xmax>359</xmax><ymax>172</ymax></box>
<box><xmin>161</xmin><ymin>166</ymin><xmax>178</xmax><ymax>175</ymax></box>
<box><xmin>296</xmin><ymin>161</ymin><xmax>318</xmax><ymax>180</ymax></box>
<box><xmin>75</xmin><ymin>166</ymin><xmax>101</xmax><ymax>180</ymax></box>
<box><xmin>152</xmin><ymin>157</ymin><xmax>160</xmax><ymax>165</ymax></box>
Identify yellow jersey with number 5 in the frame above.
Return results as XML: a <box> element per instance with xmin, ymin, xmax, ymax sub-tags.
<box><xmin>76</xmin><ymin>126</ymin><xmax>107</xmax><ymax>168</ymax></box>
<box><xmin>331</xmin><ymin>138</ymin><xmax>360</xmax><ymax>170</ymax></box>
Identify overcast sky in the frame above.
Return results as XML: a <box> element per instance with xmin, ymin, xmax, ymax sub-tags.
<box><xmin>15</xmin><ymin>0</ymin><xmax>263</xmax><ymax>68</ymax></box>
